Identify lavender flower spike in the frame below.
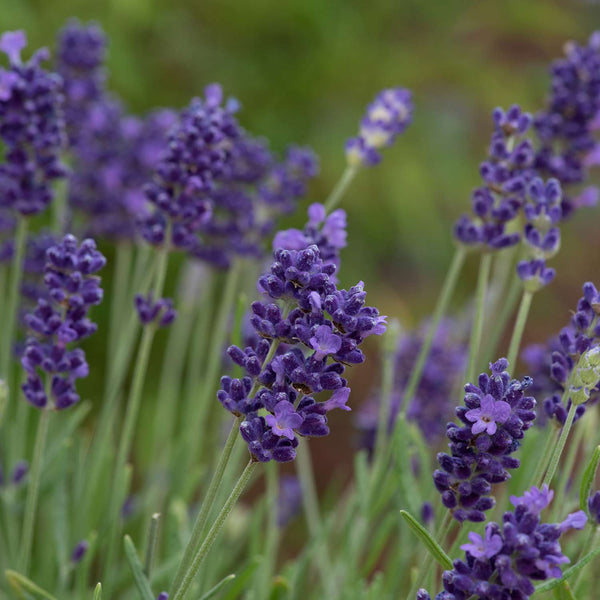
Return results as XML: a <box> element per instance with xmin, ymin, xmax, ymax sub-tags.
<box><xmin>433</xmin><ymin>358</ymin><xmax>536</xmax><ymax>522</ymax></box>
<box><xmin>346</xmin><ymin>87</ymin><xmax>413</xmax><ymax>167</ymax></box>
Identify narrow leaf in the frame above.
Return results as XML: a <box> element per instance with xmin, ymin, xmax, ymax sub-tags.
<box><xmin>123</xmin><ymin>535</ymin><xmax>155</xmax><ymax>600</ymax></box>
<box><xmin>535</xmin><ymin>546</ymin><xmax>600</xmax><ymax>593</ymax></box>
<box><xmin>221</xmin><ymin>557</ymin><xmax>261</xmax><ymax>600</ymax></box>
<box><xmin>197</xmin><ymin>574</ymin><xmax>236</xmax><ymax>600</ymax></box>
<box><xmin>552</xmin><ymin>580</ymin><xmax>576</xmax><ymax>600</ymax></box>
<box><xmin>579</xmin><ymin>446</ymin><xmax>600</xmax><ymax>514</ymax></box>
<box><xmin>399</xmin><ymin>510</ymin><xmax>453</xmax><ymax>571</ymax></box>
<box><xmin>144</xmin><ymin>513</ymin><xmax>161</xmax><ymax>578</ymax></box>
<box><xmin>5</xmin><ymin>570</ymin><xmax>58</xmax><ymax>600</ymax></box>
<box><xmin>93</xmin><ymin>583</ymin><xmax>102</xmax><ymax>600</ymax></box>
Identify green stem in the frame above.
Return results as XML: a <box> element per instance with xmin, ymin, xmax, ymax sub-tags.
<box><xmin>171</xmin><ymin>460</ymin><xmax>258</xmax><ymax>600</ymax></box>
<box><xmin>574</xmin><ymin>525</ymin><xmax>600</xmax><ymax>593</ymax></box>
<box><xmin>107</xmin><ymin>243</ymin><xmax>133</xmax><ymax>365</ymax></box>
<box><xmin>170</xmin><ymin>416</ymin><xmax>242</xmax><ymax>593</ymax></box>
<box><xmin>323</xmin><ymin>165</ymin><xmax>358</xmax><ymax>213</ymax></box>
<box><xmin>543</xmin><ymin>402</ymin><xmax>577</xmax><ymax>486</ymax></box>
<box><xmin>481</xmin><ymin>272</ymin><xmax>521</xmax><ymax>368</ymax></box>
<box><xmin>184</xmin><ymin>261</ymin><xmax>242</xmax><ymax>472</ymax></box>
<box><xmin>19</xmin><ymin>407</ymin><xmax>51</xmax><ymax>574</ymax></box>
<box><xmin>104</xmin><ymin>242</ymin><xmax>170</xmax><ymax>582</ymax></box>
<box><xmin>1</xmin><ymin>218</ymin><xmax>28</xmax><ymax>383</ymax></box>
<box><xmin>465</xmin><ymin>253</ymin><xmax>492</xmax><ymax>385</ymax></box>
<box><xmin>296</xmin><ymin>442</ymin><xmax>337</xmax><ymax>598</ymax></box>
<box><xmin>530</xmin><ymin>427</ymin><xmax>561</xmax><ymax>490</ymax></box>
<box><xmin>257</xmin><ymin>462</ymin><xmax>280</xmax><ymax>598</ymax></box>
<box><xmin>399</xmin><ymin>246</ymin><xmax>467</xmax><ymax>420</ymax></box>
<box><xmin>506</xmin><ymin>290</ymin><xmax>533</xmax><ymax>370</ymax></box>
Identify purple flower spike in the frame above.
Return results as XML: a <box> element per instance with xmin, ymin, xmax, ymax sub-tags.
<box><xmin>510</xmin><ymin>484</ymin><xmax>554</xmax><ymax>515</ymax></box>
<box><xmin>10</xmin><ymin>460</ymin><xmax>28</xmax><ymax>485</ymax></box>
<box><xmin>423</xmin><ymin>484</ymin><xmax>584</xmax><ymax>598</ymax></box>
<box><xmin>265</xmin><ymin>401</ymin><xmax>304</xmax><ymax>440</ymax></box>
<box><xmin>465</xmin><ymin>394</ymin><xmax>511</xmax><ymax>435</ymax></box>
<box><xmin>322</xmin><ymin>387</ymin><xmax>351</xmax><ymax>412</ymax></box>
<box><xmin>157</xmin><ymin>594</ymin><xmax>168</xmax><ymax>600</ymax></box>
<box><xmin>309</xmin><ymin>325</ymin><xmax>342</xmax><ymax>361</ymax></box>
<box><xmin>460</xmin><ymin>525</ymin><xmax>503</xmax><ymax>559</ymax></box>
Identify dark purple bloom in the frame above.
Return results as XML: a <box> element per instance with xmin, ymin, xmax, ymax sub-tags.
<box><xmin>157</xmin><ymin>593</ymin><xmax>168</xmax><ymax>600</ymax></box>
<box><xmin>588</xmin><ymin>491</ymin><xmax>600</xmax><ymax>524</ymax></box>
<box><xmin>70</xmin><ymin>540</ymin><xmax>89</xmax><ymax>563</ymax></box>
<box><xmin>434</xmin><ymin>358</ymin><xmax>537</xmax><ymax>522</ymax></box>
<box><xmin>422</xmin><ymin>485</ymin><xmax>586</xmax><ymax>599</ymax></box>
<box><xmin>10</xmin><ymin>460</ymin><xmax>28</xmax><ymax>485</ymax></box>
<box><xmin>346</xmin><ymin>87</ymin><xmax>413</xmax><ymax>166</ymax></box>
<box><xmin>277</xmin><ymin>475</ymin><xmax>302</xmax><ymax>528</ymax></box>
<box><xmin>134</xmin><ymin>294</ymin><xmax>176</xmax><ymax>327</ymax></box>
<box><xmin>0</xmin><ymin>30</ymin><xmax>67</xmax><ymax>216</ymax></box>
<box><xmin>454</xmin><ymin>105</ymin><xmax>534</xmax><ymax>251</ymax></box>
<box><xmin>21</xmin><ymin>235</ymin><xmax>105</xmax><ymax>410</ymax></box>
<box><xmin>265</xmin><ymin>401</ymin><xmax>303</xmax><ymax>440</ymax></box>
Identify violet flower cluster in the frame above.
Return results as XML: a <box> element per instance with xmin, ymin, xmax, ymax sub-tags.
<box><xmin>218</xmin><ymin>240</ymin><xmax>386</xmax><ymax>462</ymax></box>
<box><xmin>134</xmin><ymin>294</ymin><xmax>176</xmax><ymax>328</ymax></box>
<box><xmin>0</xmin><ymin>31</ymin><xmax>67</xmax><ymax>217</ymax></box>
<box><xmin>418</xmin><ymin>485</ymin><xmax>586</xmax><ymax>600</ymax></box>
<box><xmin>535</xmin><ymin>30</ymin><xmax>600</xmax><ymax>213</ymax></box>
<box><xmin>355</xmin><ymin>319</ymin><xmax>466</xmax><ymax>452</ymax></box>
<box><xmin>346</xmin><ymin>87</ymin><xmax>413</xmax><ymax>166</ymax></box>
<box><xmin>56</xmin><ymin>21</ymin><xmax>176</xmax><ymax>240</ymax></box>
<box><xmin>434</xmin><ymin>359</ymin><xmax>536</xmax><ymax>522</ymax></box>
<box><xmin>454</xmin><ymin>105</ymin><xmax>534</xmax><ymax>251</ymax></box>
<box><xmin>21</xmin><ymin>234</ymin><xmax>106</xmax><ymax>409</ymax></box>
<box><xmin>522</xmin><ymin>281</ymin><xmax>600</xmax><ymax>426</ymax></box>
<box><xmin>0</xmin><ymin>458</ymin><xmax>28</xmax><ymax>487</ymax></box>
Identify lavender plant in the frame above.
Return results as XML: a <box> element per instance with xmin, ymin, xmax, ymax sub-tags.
<box><xmin>2</xmin><ymin>20</ymin><xmax>600</xmax><ymax>600</ymax></box>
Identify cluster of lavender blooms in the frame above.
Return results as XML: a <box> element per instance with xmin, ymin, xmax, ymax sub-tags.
<box><xmin>345</xmin><ymin>87</ymin><xmax>413</xmax><ymax>166</ymax></box>
<box><xmin>534</xmin><ymin>31</ymin><xmax>600</xmax><ymax>211</ymax></box>
<box><xmin>0</xmin><ymin>31</ymin><xmax>67</xmax><ymax>217</ymax></box>
<box><xmin>355</xmin><ymin>319</ymin><xmax>466</xmax><ymax>452</ymax></box>
<box><xmin>273</xmin><ymin>202</ymin><xmax>347</xmax><ymax>278</ymax></box>
<box><xmin>218</xmin><ymin>207</ymin><xmax>386</xmax><ymax>461</ymax></box>
<box><xmin>135</xmin><ymin>294</ymin><xmax>176</xmax><ymax>328</ymax></box>
<box><xmin>418</xmin><ymin>485</ymin><xmax>587</xmax><ymax>600</ymax></box>
<box><xmin>20</xmin><ymin>235</ymin><xmax>105</xmax><ymax>409</ymax></box>
<box><xmin>138</xmin><ymin>79</ymin><xmax>318</xmax><ymax>268</ymax></box>
<box><xmin>433</xmin><ymin>359</ymin><xmax>536</xmax><ymax>523</ymax></box>
<box><xmin>522</xmin><ymin>281</ymin><xmax>600</xmax><ymax>425</ymax></box>
<box><xmin>56</xmin><ymin>21</ymin><xmax>177</xmax><ymax>240</ymax></box>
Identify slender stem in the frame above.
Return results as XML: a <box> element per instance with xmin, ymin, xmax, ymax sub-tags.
<box><xmin>170</xmin><ymin>416</ymin><xmax>242</xmax><ymax>593</ymax></box>
<box><xmin>481</xmin><ymin>272</ymin><xmax>521</xmax><ymax>368</ymax></box>
<box><xmin>257</xmin><ymin>462</ymin><xmax>280</xmax><ymax>598</ymax></box>
<box><xmin>184</xmin><ymin>261</ymin><xmax>242</xmax><ymax>470</ymax></box>
<box><xmin>506</xmin><ymin>290</ymin><xmax>533</xmax><ymax>370</ymax></box>
<box><xmin>107</xmin><ymin>243</ymin><xmax>133</xmax><ymax>365</ymax></box>
<box><xmin>574</xmin><ymin>525</ymin><xmax>600</xmax><ymax>593</ymax></box>
<box><xmin>296</xmin><ymin>442</ymin><xmax>337</xmax><ymax>598</ymax></box>
<box><xmin>465</xmin><ymin>253</ymin><xmax>492</xmax><ymax>385</ymax></box>
<box><xmin>323</xmin><ymin>165</ymin><xmax>358</xmax><ymax>213</ymax></box>
<box><xmin>144</xmin><ymin>513</ymin><xmax>161</xmax><ymax>578</ymax></box>
<box><xmin>531</xmin><ymin>427</ymin><xmax>560</xmax><ymax>488</ymax></box>
<box><xmin>407</xmin><ymin>511</ymin><xmax>453</xmax><ymax>600</ymax></box>
<box><xmin>104</xmin><ymin>242</ymin><xmax>170</xmax><ymax>582</ymax></box>
<box><xmin>543</xmin><ymin>401</ymin><xmax>577</xmax><ymax>486</ymax></box>
<box><xmin>171</xmin><ymin>460</ymin><xmax>257</xmax><ymax>600</ymax></box>
<box><xmin>1</xmin><ymin>218</ymin><xmax>28</xmax><ymax>383</ymax></box>
<box><xmin>19</xmin><ymin>407</ymin><xmax>51</xmax><ymax>573</ymax></box>
<box><xmin>399</xmin><ymin>247</ymin><xmax>467</xmax><ymax>420</ymax></box>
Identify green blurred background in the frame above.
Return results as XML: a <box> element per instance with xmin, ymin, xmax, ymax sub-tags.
<box><xmin>2</xmin><ymin>0</ymin><xmax>600</xmax><ymax>478</ymax></box>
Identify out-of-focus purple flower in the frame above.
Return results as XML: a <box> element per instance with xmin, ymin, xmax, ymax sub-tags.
<box><xmin>346</xmin><ymin>88</ymin><xmax>413</xmax><ymax>166</ymax></box>
<box><xmin>134</xmin><ymin>294</ymin><xmax>176</xmax><ymax>328</ymax></box>
<box><xmin>356</xmin><ymin>319</ymin><xmax>466</xmax><ymax>451</ymax></box>
<box><xmin>433</xmin><ymin>359</ymin><xmax>536</xmax><ymax>523</ymax></box>
<box><xmin>70</xmin><ymin>539</ymin><xmax>89</xmax><ymax>563</ymax></box>
<box><xmin>0</xmin><ymin>30</ymin><xmax>67</xmax><ymax>216</ymax></box>
<box><xmin>157</xmin><ymin>593</ymin><xmax>168</xmax><ymax>600</ymax></box>
<box><xmin>277</xmin><ymin>475</ymin><xmax>302</xmax><ymax>528</ymax></box>
<box><xmin>21</xmin><ymin>235</ymin><xmax>105</xmax><ymax>410</ymax></box>
<box><xmin>10</xmin><ymin>460</ymin><xmax>28</xmax><ymax>485</ymax></box>
<box><xmin>588</xmin><ymin>491</ymin><xmax>600</xmax><ymax>523</ymax></box>
<box><xmin>421</xmin><ymin>485</ymin><xmax>586</xmax><ymax>599</ymax></box>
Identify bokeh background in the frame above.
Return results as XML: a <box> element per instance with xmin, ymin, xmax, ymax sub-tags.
<box><xmin>2</xmin><ymin>0</ymin><xmax>600</xmax><ymax>486</ymax></box>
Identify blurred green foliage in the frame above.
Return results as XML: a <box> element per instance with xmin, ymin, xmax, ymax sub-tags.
<box><xmin>2</xmin><ymin>0</ymin><xmax>598</xmax><ymax>323</ymax></box>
